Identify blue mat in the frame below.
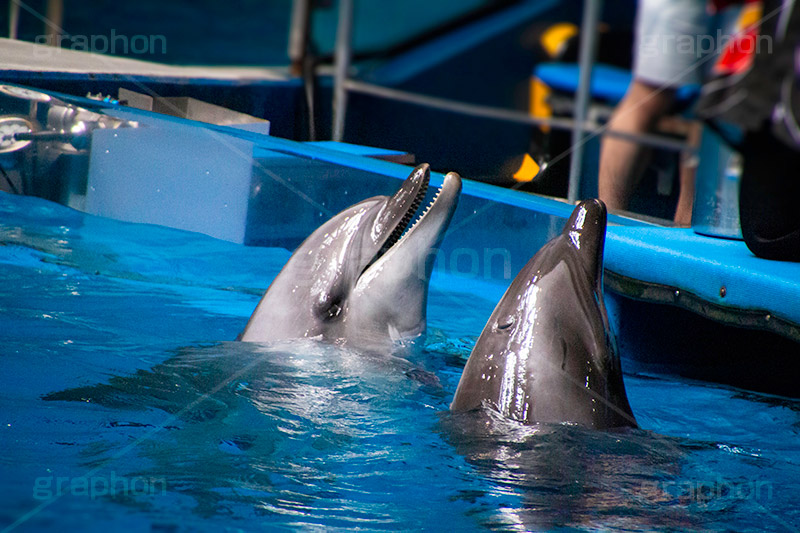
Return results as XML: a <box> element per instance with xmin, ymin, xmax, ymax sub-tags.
<box><xmin>605</xmin><ymin>226</ymin><xmax>800</xmax><ymax>326</ymax></box>
<box><xmin>535</xmin><ymin>62</ymin><xmax>699</xmax><ymax>105</ymax></box>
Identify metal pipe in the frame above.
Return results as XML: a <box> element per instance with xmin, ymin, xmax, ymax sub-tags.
<box><xmin>344</xmin><ymin>79</ymin><xmax>691</xmax><ymax>153</ymax></box>
<box><xmin>332</xmin><ymin>0</ymin><xmax>355</xmax><ymax>142</ymax></box>
<box><xmin>45</xmin><ymin>0</ymin><xmax>63</xmax><ymax>46</ymax></box>
<box><xmin>288</xmin><ymin>0</ymin><xmax>313</xmax><ymax>76</ymax></box>
<box><xmin>567</xmin><ymin>0</ymin><xmax>603</xmax><ymax>202</ymax></box>
<box><xmin>9</xmin><ymin>0</ymin><xmax>20</xmax><ymax>39</ymax></box>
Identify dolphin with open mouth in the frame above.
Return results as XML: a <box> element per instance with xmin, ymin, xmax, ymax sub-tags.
<box><xmin>240</xmin><ymin>164</ymin><xmax>461</xmax><ymax>352</ymax></box>
<box><xmin>451</xmin><ymin>199</ymin><xmax>637</xmax><ymax>429</ymax></box>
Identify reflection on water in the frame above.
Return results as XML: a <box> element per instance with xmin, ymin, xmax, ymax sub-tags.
<box><xmin>41</xmin><ymin>341</ymin><xmax>472</xmax><ymax>529</ymax></box>
<box><xmin>440</xmin><ymin>409</ymin><xmax>702</xmax><ymax>531</ymax></box>
<box><xmin>38</xmin><ymin>341</ymin><xmax>697</xmax><ymax>531</ymax></box>
<box><xmin>2</xmin><ymin>192</ymin><xmax>799</xmax><ymax>531</ymax></box>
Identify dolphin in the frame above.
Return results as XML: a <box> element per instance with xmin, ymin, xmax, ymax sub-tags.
<box><xmin>240</xmin><ymin>164</ymin><xmax>462</xmax><ymax>351</ymax></box>
<box><xmin>450</xmin><ymin>199</ymin><xmax>636</xmax><ymax>429</ymax></box>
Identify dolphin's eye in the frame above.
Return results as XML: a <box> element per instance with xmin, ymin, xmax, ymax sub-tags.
<box><xmin>314</xmin><ymin>294</ymin><xmax>344</xmax><ymax>321</ymax></box>
<box><xmin>319</xmin><ymin>299</ymin><xmax>343</xmax><ymax>321</ymax></box>
<box><xmin>494</xmin><ymin>315</ymin><xmax>515</xmax><ymax>332</ymax></box>
<box><xmin>326</xmin><ymin>303</ymin><xmax>342</xmax><ymax>319</ymax></box>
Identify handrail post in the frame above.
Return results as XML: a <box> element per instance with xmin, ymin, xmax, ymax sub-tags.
<box><xmin>288</xmin><ymin>0</ymin><xmax>313</xmax><ymax>77</ymax></box>
<box><xmin>9</xmin><ymin>0</ymin><xmax>20</xmax><ymax>39</ymax></box>
<box><xmin>45</xmin><ymin>0</ymin><xmax>63</xmax><ymax>45</ymax></box>
<box><xmin>568</xmin><ymin>0</ymin><xmax>603</xmax><ymax>203</ymax></box>
<box><xmin>332</xmin><ymin>0</ymin><xmax>354</xmax><ymax>142</ymax></box>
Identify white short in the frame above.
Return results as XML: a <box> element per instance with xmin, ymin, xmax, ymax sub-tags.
<box><xmin>633</xmin><ymin>0</ymin><xmax>712</xmax><ymax>87</ymax></box>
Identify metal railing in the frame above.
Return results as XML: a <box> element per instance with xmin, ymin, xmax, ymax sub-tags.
<box><xmin>325</xmin><ymin>0</ymin><xmax>692</xmax><ymax>203</ymax></box>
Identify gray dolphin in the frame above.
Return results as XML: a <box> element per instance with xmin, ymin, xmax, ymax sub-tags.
<box><xmin>240</xmin><ymin>164</ymin><xmax>462</xmax><ymax>351</ymax></box>
<box><xmin>450</xmin><ymin>199</ymin><xmax>636</xmax><ymax>429</ymax></box>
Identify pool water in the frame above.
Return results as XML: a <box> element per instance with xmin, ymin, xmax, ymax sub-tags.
<box><xmin>1</xmin><ymin>191</ymin><xmax>799</xmax><ymax>532</ymax></box>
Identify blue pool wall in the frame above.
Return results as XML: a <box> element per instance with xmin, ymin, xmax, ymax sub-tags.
<box><xmin>84</xmin><ymin>99</ymin><xmax>615</xmax><ymax>280</ymax></box>
<box><xmin>80</xmin><ymin>119</ymin><xmax>800</xmax><ymax>398</ymax></box>
<box><xmin>6</xmin><ymin>80</ymin><xmax>799</xmax><ymax>398</ymax></box>
<box><xmin>163</xmin><ymin>123</ymin><xmax>800</xmax><ymax>398</ymax></box>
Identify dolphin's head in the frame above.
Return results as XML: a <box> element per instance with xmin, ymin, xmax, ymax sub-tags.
<box><xmin>517</xmin><ymin>197</ymin><xmax>607</xmax><ymax>292</ymax></box>
<box><xmin>451</xmin><ymin>199</ymin><xmax>636</xmax><ymax>429</ymax></box>
<box><xmin>240</xmin><ymin>164</ymin><xmax>461</xmax><ymax>349</ymax></box>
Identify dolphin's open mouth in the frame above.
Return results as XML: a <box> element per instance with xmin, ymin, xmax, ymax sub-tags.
<box><xmin>363</xmin><ymin>167</ymin><xmax>461</xmax><ymax>277</ymax></box>
<box><xmin>361</xmin><ymin>164</ymin><xmax>431</xmax><ymax>271</ymax></box>
<box><xmin>379</xmin><ymin>174</ymin><xmax>429</xmax><ymax>256</ymax></box>
<box><xmin>392</xmin><ymin>181</ymin><xmax>446</xmax><ymax>244</ymax></box>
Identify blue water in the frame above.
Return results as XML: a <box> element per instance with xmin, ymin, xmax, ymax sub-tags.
<box><xmin>1</xmin><ymin>191</ymin><xmax>799</xmax><ymax>532</ymax></box>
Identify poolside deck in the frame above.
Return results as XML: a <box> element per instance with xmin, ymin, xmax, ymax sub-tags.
<box><xmin>605</xmin><ymin>227</ymin><xmax>800</xmax><ymax>343</ymax></box>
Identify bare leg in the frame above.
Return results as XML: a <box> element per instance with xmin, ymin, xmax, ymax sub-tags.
<box><xmin>598</xmin><ymin>80</ymin><xmax>676</xmax><ymax>211</ymax></box>
<box><xmin>673</xmin><ymin>121</ymin><xmax>702</xmax><ymax>226</ymax></box>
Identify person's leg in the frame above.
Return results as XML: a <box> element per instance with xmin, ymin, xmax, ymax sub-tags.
<box><xmin>673</xmin><ymin>120</ymin><xmax>701</xmax><ymax>226</ymax></box>
<box><xmin>599</xmin><ymin>0</ymin><xmax>708</xmax><ymax>213</ymax></box>
<box><xmin>598</xmin><ymin>80</ymin><xmax>675</xmax><ymax>211</ymax></box>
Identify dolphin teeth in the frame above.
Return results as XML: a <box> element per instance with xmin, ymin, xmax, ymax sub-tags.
<box><xmin>360</xmin><ymin>176</ymin><xmax>443</xmax><ymax>278</ymax></box>
<box><xmin>374</xmin><ymin>176</ymin><xmax>429</xmax><ymax>260</ymax></box>
<box><xmin>397</xmin><ymin>184</ymin><xmax>443</xmax><ymax>243</ymax></box>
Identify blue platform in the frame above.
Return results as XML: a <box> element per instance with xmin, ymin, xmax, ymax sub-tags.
<box><xmin>534</xmin><ymin>62</ymin><xmax>700</xmax><ymax>105</ymax></box>
<box><xmin>605</xmin><ymin>227</ymin><xmax>800</xmax><ymax>339</ymax></box>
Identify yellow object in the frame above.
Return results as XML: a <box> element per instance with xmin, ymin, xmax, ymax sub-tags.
<box><xmin>513</xmin><ymin>153</ymin><xmax>541</xmax><ymax>183</ymax></box>
<box><xmin>540</xmin><ymin>22</ymin><xmax>579</xmax><ymax>58</ymax></box>
<box><xmin>738</xmin><ymin>2</ymin><xmax>762</xmax><ymax>31</ymax></box>
<box><xmin>529</xmin><ymin>77</ymin><xmax>552</xmax><ymax>133</ymax></box>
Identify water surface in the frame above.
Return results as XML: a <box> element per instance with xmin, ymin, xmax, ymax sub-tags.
<box><xmin>1</xmin><ymin>193</ymin><xmax>798</xmax><ymax>532</ymax></box>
